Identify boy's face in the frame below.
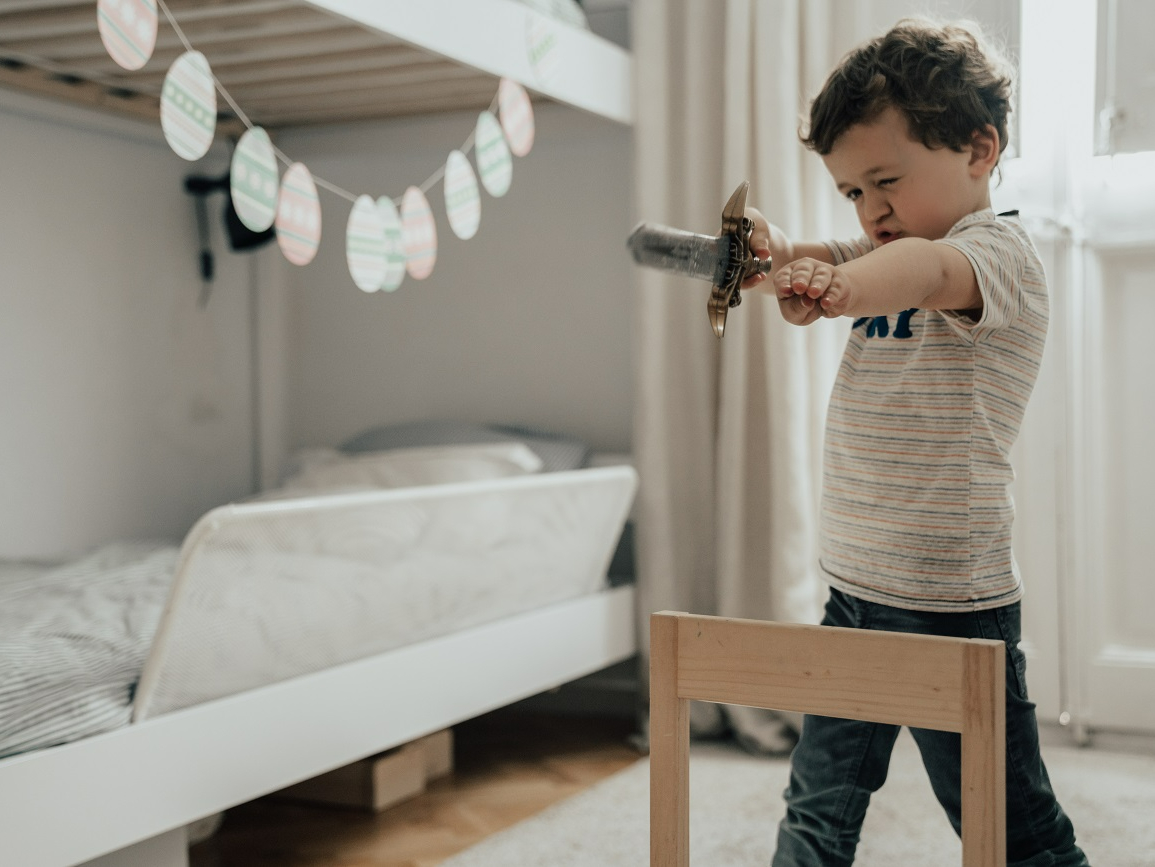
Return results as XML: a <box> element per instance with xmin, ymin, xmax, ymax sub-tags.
<box><xmin>822</xmin><ymin>106</ymin><xmax>992</xmax><ymax>244</ymax></box>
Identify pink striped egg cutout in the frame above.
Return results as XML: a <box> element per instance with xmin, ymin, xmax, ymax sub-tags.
<box><xmin>97</xmin><ymin>0</ymin><xmax>157</xmax><ymax>71</ymax></box>
<box><xmin>401</xmin><ymin>186</ymin><xmax>437</xmax><ymax>280</ymax></box>
<box><xmin>276</xmin><ymin>163</ymin><xmax>321</xmax><ymax>267</ymax></box>
<box><xmin>498</xmin><ymin>78</ymin><xmax>535</xmax><ymax>157</ymax></box>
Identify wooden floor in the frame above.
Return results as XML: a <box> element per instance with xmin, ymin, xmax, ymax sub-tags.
<box><xmin>189</xmin><ymin>710</ymin><xmax>643</xmax><ymax>867</ymax></box>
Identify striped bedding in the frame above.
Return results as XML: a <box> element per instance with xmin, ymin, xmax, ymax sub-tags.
<box><xmin>0</xmin><ymin>543</ymin><xmax>177</xmax><ymax>760</ymax></box>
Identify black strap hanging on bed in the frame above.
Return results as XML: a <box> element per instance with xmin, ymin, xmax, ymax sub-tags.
<box><xmin>192</xmin><ymin>192</ymin><xmax>215</xmax><ymax>307</ymax></box>
<box><xmin>185</xmin><ymin>173</ymin><xmax>228</xmax><ymax>308</ymax></box>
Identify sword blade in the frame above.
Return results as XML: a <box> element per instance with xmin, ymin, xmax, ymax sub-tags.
<box><xmin>627</xmin><ymin>222</ymin><xmax>730</xmax><ymax>285</ymax></box>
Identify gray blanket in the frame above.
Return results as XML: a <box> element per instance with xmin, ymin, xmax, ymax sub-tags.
<box><xmin>0</xmin><ymin>544</ymin><xmax>176</xmax><ymax>759</ymax></box>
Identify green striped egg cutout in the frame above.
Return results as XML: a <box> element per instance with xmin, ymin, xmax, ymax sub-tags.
<box><xmin>525</xmin><ymin>15</ymin><xmax>560</xmax><ymax>87</ymax></box>
<box><xmin>499</xmin><ymin>78</ymin><xmax>535</xmax><ymax>157</ymax></box>
<box><xmin>346</xmin><ymin>195</ymin><xmax>388</xmax><ymax>293</ymax></box>
<box><xmin>375</xmin><ymin>196</ymin><xmax>406</xmax><ymax>292</ymax></box>
<box><xmin>276</xmin><ymin>163</ymin><xmax>322</xmax><ymax>267</ymax></box>
<box><xmin>97</xmin><ymin>0</ymin><xmax>157</xmax><ymax>71</ymax></box>
<box><xmin>444</xmin><ymin>150</ymin><xmax>481</xmax><ymax>240</ymax></box>
<box><xmin>160</xmin><ymin>51</ymin><xmax>217</xmax><ymax>161</ymax></box>
<box><xmin>401</xmin><ymin>186</ymin><xmax>437</xmax><ymax>280</ymax></box>
<box><xmin>475</xmin><ymin>111</ymin><xmax>512</xmax><ymax>198</ymax></box>
<box><xmin>230</xmin><ymin>128</ymin><xmax>279</xmax><ymax>232</ymax></box>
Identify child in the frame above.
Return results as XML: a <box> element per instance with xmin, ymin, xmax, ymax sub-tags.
<box><xmin>741</xmin><ymin>19</ymin><xmax>1090</xmax><ymax>867</ymax></box>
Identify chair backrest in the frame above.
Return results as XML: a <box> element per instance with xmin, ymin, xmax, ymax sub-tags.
<box><xmin>649</xmin><ymin>610</ymin><xmax>1006</xmax><ymax>867</ymax></box>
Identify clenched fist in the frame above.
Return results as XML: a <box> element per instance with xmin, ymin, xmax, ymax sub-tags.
<box><xmin>774</xmin><ymin>257</ymin><xmax>854</xmax><ymax>325</ymax></box>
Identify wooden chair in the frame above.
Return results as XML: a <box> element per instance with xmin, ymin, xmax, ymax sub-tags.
<box><xmin>649</xmin><ymin>611</ymin><xmax>1006</xmax><ymax>867</ymax></box>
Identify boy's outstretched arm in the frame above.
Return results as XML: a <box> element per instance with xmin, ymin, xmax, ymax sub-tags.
<box><xmin>778</xmin><ymin>237</ymin><xmax>982</xmax><ymax>321</ymax></box>
<box><xmin>741</xmin><ymin>208</ymin><xmax>837</xmax><ymax>326</ymax></box>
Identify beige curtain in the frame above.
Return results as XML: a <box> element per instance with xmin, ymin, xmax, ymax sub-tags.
<box><xmin>632</xmin><ymin>0</ymin><xmax>852</xmax><ymax>750</ymax></box>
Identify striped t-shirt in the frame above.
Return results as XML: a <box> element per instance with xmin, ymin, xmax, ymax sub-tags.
<box><xmin>819</xmin><ymin>209</ymin><xmax>1049</xmax><ymax>612</ymax></box>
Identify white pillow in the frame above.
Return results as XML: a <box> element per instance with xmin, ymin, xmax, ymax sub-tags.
<box><xmin>277</xmin><ymin>442</ymin><xmax>544</xmax><ymax>493</ymax></box>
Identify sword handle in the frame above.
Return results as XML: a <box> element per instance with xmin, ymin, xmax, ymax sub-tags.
<box><xmin>709</xmin><ymin>193</ymin><xmax>774</xmax><ymax>338</ymax></box>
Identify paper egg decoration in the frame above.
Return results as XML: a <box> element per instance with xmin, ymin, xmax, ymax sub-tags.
<box><xmin>276</xmin><ymin>163</ymin><xmax>322</xmax><ymax>267</ymax></box>
<box><xmin>401</xmin><ymin>186</ymin><xmax>437</xmax><ymax>280</ymax></box>
<box><xmin>97</xmin><ymin>0</ymin><xmax>158</xmax><ymax>71</ymax></box>
<box><xmin>444</xmin><ymin>150</ymin><xmax>481</xmax><ymax>241</ymax></box>
<box><xmin>525</xmin><ymin>15</ymin><xmax>560</xmax><ymax>86</ymax></box>
<box><xmin>498</xmin><ymin>78</ymin><xmax>535</xmax><ymax>157</ymax></box>
<box><xmin>160</xmin><ymin>51</ymin><xmax>217</xmax><ymax>161</ymax></box>
<box><xmin>346</xmin><ymin>195</ymin><xmax>388</xmax><ymax>292</ymax></box>
<box><xmin>474</xmin><ymin>111</ymin><xmax>512</xmax><ymax>198</ymax></box>
<box><xmin>375</xmin><ymin>197</ymin><xmax>406</xmax><ymax>292</ymax></box>
<box><xmin>230</xmin><ymin>128</ymin><xmax>279</xmax><ymax>232</ymax></box>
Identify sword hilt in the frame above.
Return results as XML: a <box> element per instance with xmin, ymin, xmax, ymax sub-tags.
<box><xmin>709</xmin><ymin>188</ymin><xmax>772</xmax><ymax>338</ymax></box>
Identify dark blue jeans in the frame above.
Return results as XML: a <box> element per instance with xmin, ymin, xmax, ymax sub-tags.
<box><xmin>772</xmin><ymin>588</ymin><xmax>1089</xmax><ymax>867</ymax></box>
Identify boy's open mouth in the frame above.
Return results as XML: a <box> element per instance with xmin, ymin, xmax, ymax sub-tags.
<box><xmin>874</xmin><ymin>229</ymin><xmax>901</xmax><ymax>244</ymax></box>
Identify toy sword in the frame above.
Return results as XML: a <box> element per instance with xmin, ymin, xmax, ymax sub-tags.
<box><xmin>627</xmin><ymin>180</ymin><xmax>772</xmax><ymax>337</ymax></box>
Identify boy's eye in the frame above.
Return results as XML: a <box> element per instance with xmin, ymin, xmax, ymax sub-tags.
<box><xmin>878</xmin><ymin>178</ymin><xmax>898</xmax><ymax>187</ymax></box>
<box><xmin>845</xmin><ymin>189</ymin><xmax>862</xmax><ymax>201</ymax></box>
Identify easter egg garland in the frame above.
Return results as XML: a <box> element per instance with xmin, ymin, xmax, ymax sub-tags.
<box><xmin>97</xmin><ymin>1</ymin><xmax>540</xmax><ymax>290</ymax></box>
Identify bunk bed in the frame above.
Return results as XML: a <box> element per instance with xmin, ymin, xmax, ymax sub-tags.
<box><xmin>0</xmin><ymin>3</ymin><xmax>635</xmax><ymax>866</ymax></box>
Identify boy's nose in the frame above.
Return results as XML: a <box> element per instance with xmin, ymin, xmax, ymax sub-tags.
<box><xmin>862</xmin><ymin>193</ymin><xmax>891</xmax><ymax>223</ymax></box>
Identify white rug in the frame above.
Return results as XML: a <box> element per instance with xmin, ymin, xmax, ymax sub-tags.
<box><xmin>441</xmin><ymin>729</ymin><xmax>1155</xmax><ymax>866</ymax></box>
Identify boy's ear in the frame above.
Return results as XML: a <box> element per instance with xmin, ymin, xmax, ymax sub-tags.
<box><xmin>968</xmin><ymin>124</ymin><xmax>1001</xmax><ymax>176</ymax></box>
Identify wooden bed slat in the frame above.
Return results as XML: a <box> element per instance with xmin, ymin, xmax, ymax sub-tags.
<box><xmin>224</xmin><ymin>60</ymin><xmax>485</xmax><ymax>103</ymax></box>
<box><xmin>0</xmin><ymin>5</ymin><xmax>103</xmax><ymax>41</ymax></box>
<box><xmin>247</xmin><ymin>89</ymin><xmax>501</xmax><ymax>128</ymax></box>
<box><xmin>73</xmin><ymin>28</ymin><xmax>386</xmax><ymax>77</ymax></box>
<box><xmin>240</xmin><ymin>78</ymin><xmax>501</xmax><ymax>115</ymax></box>
<box><xmin>0</xmin><ymin>0</ymin><xmax>91</xmax><ymax>14</ymax></box>
<box><xmin>0</xmin><ymin>1</ymin><xmax>299</xmax><ymax>41</ymax></box>
<box><xmin>3</xmin><ymin>8</ymin><xmax>354</xmax><ymax>62</ymax></box>
<box><xmin>126</xmin><ymin>44</ymin><xmax>434</xmax><ymax>89</ymax></box>
<box><xmin>0</xmin><ymin>60</ymin><xmax>159</xmax><ymax>121</ymax></box>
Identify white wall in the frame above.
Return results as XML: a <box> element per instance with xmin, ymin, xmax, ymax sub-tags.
<box><xmin>0</xmin><ymin>86</ymin><xmax>632</xmax><ymax>559</ymax></box>
<box><xmin>0</xmin><ymin>92</ymin><xmax>264</xmax><ymax>560</ymax></box>
<box><xmin>276</xmin><ymin>104</ymin><xmax>635</xmax><ymax>454</ymax></box>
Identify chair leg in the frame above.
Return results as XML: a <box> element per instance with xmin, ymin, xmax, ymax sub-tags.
<box><xmin>961</xmin><ymin>641</ymin><xmax>1006</xmax><ymax>867</ymax></box>
<box><xmin>650</xmin><ymin>614</ymin><xmax>689</xmax><ymax>867</ymax></box>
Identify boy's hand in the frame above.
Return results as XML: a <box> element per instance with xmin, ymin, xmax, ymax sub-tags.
<box><xmin>740</xmin><ymin>208</ymin><xmax>792</xmax><ymax>290</ymax></box>
<box><xmin>774</xmin><ymin>257</ymin><xmax>853</xmax><ymax>325</ymax></box>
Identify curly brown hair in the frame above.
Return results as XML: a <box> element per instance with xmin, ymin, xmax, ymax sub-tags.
<box><xmin>802</xmin><ymin>19</ymin><xmax>1015</xmax><ymax>163</ymax></box>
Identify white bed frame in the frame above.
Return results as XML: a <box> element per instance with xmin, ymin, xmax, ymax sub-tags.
<box><xmin>1</xmin><ymin>468</ymin><xmax>638</xmax><ymax>867</ymax></box>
